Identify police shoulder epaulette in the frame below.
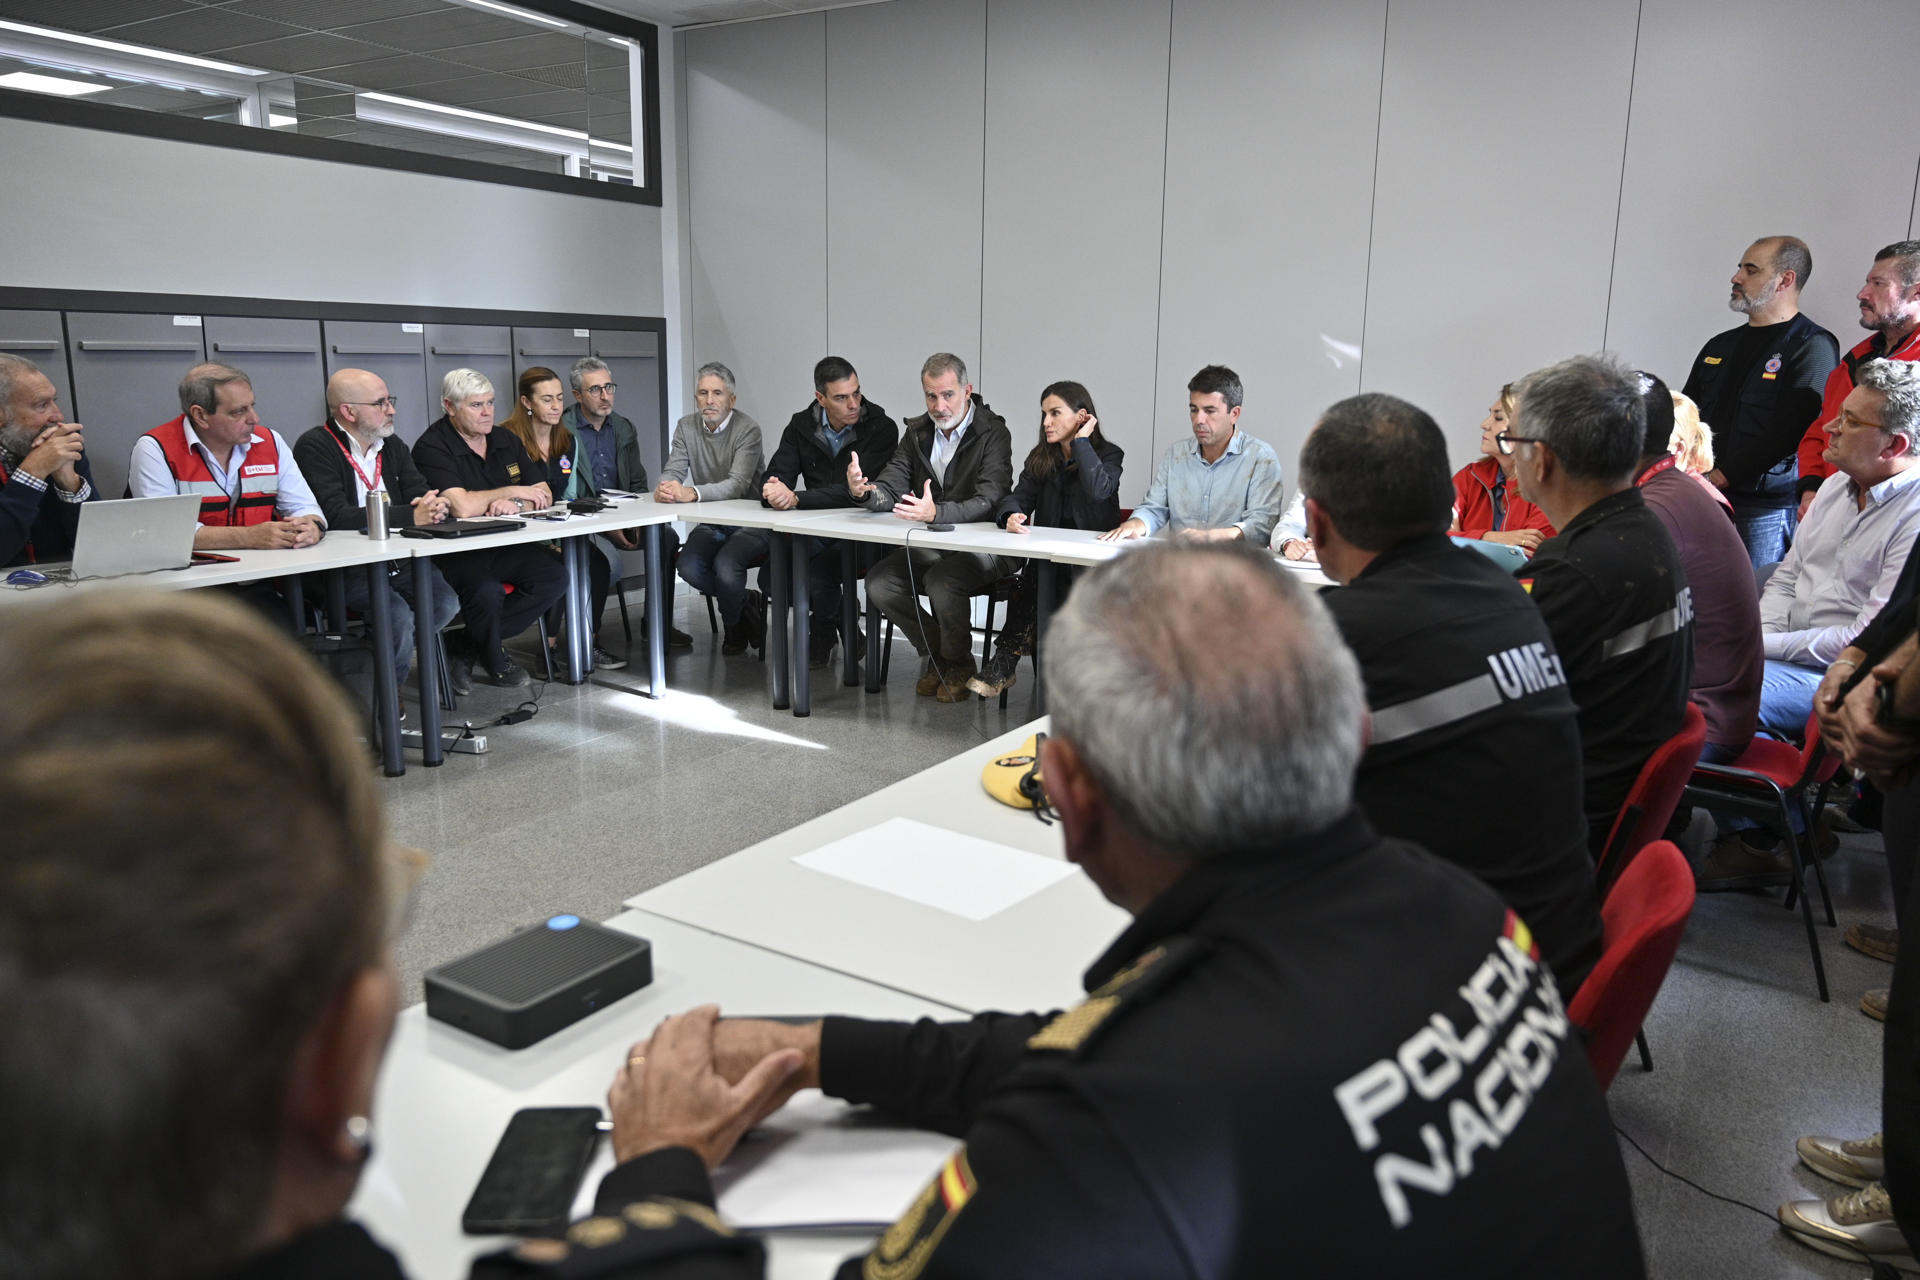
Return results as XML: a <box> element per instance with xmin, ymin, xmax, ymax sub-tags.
<box><xmin>1026</xmin><ymin>936</ymin><xmax>1203</xmax><ymax>1056</ymax></box>
<box><xmin>473</xmin><ymin>1198</ymin><xmax>762</xmax><ymax>1278</ymax></box>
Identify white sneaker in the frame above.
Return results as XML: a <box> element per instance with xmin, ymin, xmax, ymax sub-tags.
<box><xmin>1778</xmin><ymin>1181</ymin><xmax>1919</xmax><ymax>1271</ymax></box>
<box><xmin>1798</xmin><ymin>1133</ymin><xmax>1886</xmax><ymax>1188</ymax></box>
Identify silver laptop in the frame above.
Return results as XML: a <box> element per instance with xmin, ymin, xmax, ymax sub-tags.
<box><xmin>71</xmin><ymin>494</ymin><xmax>204</xmax><ymax>579</ymax></box>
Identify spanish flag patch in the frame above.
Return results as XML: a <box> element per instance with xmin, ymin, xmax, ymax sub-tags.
<box><xmin>865</xmin><ymin>1150</ymin><xmax>976</xmax><ymax>1280</ymax></box>
<box><xmin>1502</xmin><ymin>908</ymin><xmax>1540</xmax><ymax>962</ymax></box>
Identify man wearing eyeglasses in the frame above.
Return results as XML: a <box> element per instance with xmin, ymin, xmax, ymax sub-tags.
<box><xmin>294</xmin><ymin>369</ymin><xmax>462</xmax><ymax>697</ymax></box>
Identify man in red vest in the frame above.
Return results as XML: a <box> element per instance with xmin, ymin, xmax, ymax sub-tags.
<box><xmin>129</xmin><ymin>362</ymin><xmax>325</xmax><ymax>551</ymax></box>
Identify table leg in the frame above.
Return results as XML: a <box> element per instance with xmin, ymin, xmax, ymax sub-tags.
<box><xmin>413</xmin><ymin>556</ymin><xmax>443</xmax><ymax>768</ymax></box>
<box><xmin>562</xmin><ymin>536</ymin><xmax>591</xmax><ymax>685</ymax></box>
<box><xmin>364</xmin><ymin>563</ymin><xmax>404</xmax><ymax>778</ymax></box>
<box><xmin>644</xmin><ymin>524</ymin><xmax>666</xmax><ymax>700</ymax></box>
<box><xmin>767</xmin><ymin>529</ymin><xmax>791</xmax><ymax>710</ymax></box>
<box><xmin>791</xmin><ymin>532</ymin><xmax>811</xmax><ymax>718</ymax></box>
<box><xmin>864</xmin><ymin>545</ymin><xmax>884</xmax><ymax>695</ymax></box>
<box><xmin>286</xmin><ymin>576</ymin><xmax>308</xmax><ymax>633</ymax></box>
<box><xmin>840</xmin><ymin>542</ymin><xmax>859</xmax><ymax>687</ymax></box>
<box><xmin>1035</xmin><ymin>560</ymin><xmax>1056</xmax><ymax>717</ymax></box>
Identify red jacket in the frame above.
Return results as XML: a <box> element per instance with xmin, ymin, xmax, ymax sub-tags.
<box><xmin>145</xmin><ymin>416</ymin><xmax>281</xmax><ymax>527</ymax></box>
<box><xmin>1451</xmin><ymin>457</ymin><xmax>1555</xmax><ymax>544</ymax></box>
<box><xmin>1796</xmin><ymin>326</ymin><xmax>1920</xmax><ymax>495</ymax></box>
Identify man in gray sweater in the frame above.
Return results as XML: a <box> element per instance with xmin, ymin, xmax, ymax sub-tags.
<box><xmin>660</xmin><ymin>361</ymin><xmax>766</xmax><ymax>651</ymax></box>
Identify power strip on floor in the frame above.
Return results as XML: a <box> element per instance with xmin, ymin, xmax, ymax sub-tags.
<box><xmin>400</xmin><ymin>728</ymin><xmax>488</xmax><ymax>755</ymax></box>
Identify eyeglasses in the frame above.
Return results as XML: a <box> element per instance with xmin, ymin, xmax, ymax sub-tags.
<box><xmin>1835</xmin><ymin>409</ymin><xmax>1887</xmax><ymax>433</ymax></box>
<box><xmin>584</xmin><ymin>382</ymin><xmax>617</xmax><ymax>395</ymax></box>
<box><xmin>1495</xmin><ymin>431</ymin><xmax>1546</xmax><ymax>456</ymax></box>
<box><xmin>345</xmin><ymin>396</ymin><xmax>399</xmax><ymax>411</ymax></box>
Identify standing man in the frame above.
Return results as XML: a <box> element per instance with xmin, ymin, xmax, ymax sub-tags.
<box><xmin>848</xmin><ymin>352</ymin><xmax>1013</xmax><ymax>700</ymax></box>
<box><xmin>0</xmin><ymin>353</ymin><xmax>93</xmax><ymax>566</ymax></box>
<box><xmin>1796</xmin><ymin>241</ymin><xmax>1920</xmax><ymax>515</ymax></box>
<box><xmin>130</xmin><ymin>362</ymin><xmax>326</xmax><ymax>552</ymax></box>
<box><xmin>1680</xmin><ymin>235</ymin><xmax>1839</xmax><ymax>567</ymax></box>
<box><xmin>411</xmin><ymin>368</ymin><xmax>568</xmax><ymax>689</ymax></box>
<box><xmin>660</xmin><ymin>361</ymin><xmax>764</xmax><ymax>653</ymax></box>
<box><xmin>1101</xmin><ymin>364</ymin><xmax>1285</xmax><ymax>545</ymax></box>
<box><xmin>1507</xmin><ymin>354</ymin><xmax>1694</xmax><ymax>859</ymax></box>
<box><xmin>755</xmin><ymin>355</ymin><xmax>899</xmax><ymax>664</ymax></box>
<box><xmin>564</xmin><ymin>356</ymin><xmax>669</xmax><ymax>665</ymax></box>
<box><xmin>293</xmin><ymin>369</ymin><xmax>462</xmax><ymax>694</ymax></box>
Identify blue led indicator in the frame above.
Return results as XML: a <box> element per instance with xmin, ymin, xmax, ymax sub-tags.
<box><xmin>546</xmin><ymin>914</ymin><xmax>581</xmax><ymax>930</ymax></box>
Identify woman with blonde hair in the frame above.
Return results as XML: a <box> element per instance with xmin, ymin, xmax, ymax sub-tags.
<box><xmin>1449</xmin><ymin>382</ymin><xmax>1555</xmax><ymax>553</ymax></box>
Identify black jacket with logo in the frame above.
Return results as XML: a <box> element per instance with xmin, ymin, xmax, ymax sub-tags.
<box><xmin>1680</xmin><ymin>312</ymin><xmax>1839</xmax><ymax>507</ymax></box>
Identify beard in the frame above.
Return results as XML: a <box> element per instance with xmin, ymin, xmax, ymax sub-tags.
<box><xmin>1729</xmin><ymin>275</ymin><xmax>1782</xmax><ymax>315</ymax></box>
<box><xmin>0</xmin><ymin>421</ymin><xmax>34</xmax><ymax>459</ymax></box>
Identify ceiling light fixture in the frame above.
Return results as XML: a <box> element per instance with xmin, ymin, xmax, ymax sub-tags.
<box><xmin>359</xmin><ymin>90</ymin><xmax>632</xmax><ymax>151</ymax></box>
<box><xmin>0</xmin><ymin>69</ymin><xmax>109</xmax><ymax>96</ymax></box>
<box><xmin>0</xmin><ymin>19</ymin><xmax>268</xmax><ymax>76</ymax></box>
<box><xmin>456</xmin><ymin>0</ymin><xmax>570</xmax><ymax>29</ymax></box>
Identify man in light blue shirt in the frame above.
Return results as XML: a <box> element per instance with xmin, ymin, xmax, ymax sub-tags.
<box><xmin>1101</xmin><ymin>364</ymin><xmax>1285</xmax><ymax>545</ymax></box>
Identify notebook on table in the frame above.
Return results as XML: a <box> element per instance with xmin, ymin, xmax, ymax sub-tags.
<box><xmin>398</xmin><ymin>518</ymin><xmax>525</xmax><ymax>539</ymax></box>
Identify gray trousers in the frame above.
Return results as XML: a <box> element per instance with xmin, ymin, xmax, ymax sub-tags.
<box><xmin>865</xmin><ymin>547</ymin><xmax>1012</xmax><ymax>663</ymax></box>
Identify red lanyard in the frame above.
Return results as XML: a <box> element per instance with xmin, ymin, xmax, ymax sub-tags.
<box><xmin>331</xmin><ymin>425</ymin><xmax>384</xmax><ymax>495</ymax></box>
<box><xmin>1636</xmin><ymin>454</ymin><xmax>1678</xmax><ymax>487</ymax></box>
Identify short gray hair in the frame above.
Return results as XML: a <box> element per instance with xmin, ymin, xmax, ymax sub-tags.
<box><xmin>921</xmin><ymin>352</ymin><xmax>968</xmax><ymax>386</ymax></box>
<box><xmin>439</xmin><ymin>367</ymin><xmax>493</xmax><ymax>405</ymax></box>
<box><xmin>570</xmin><ymin>356</ymin><xmax>611</xmax><ymax>394</ymax></box>
<box><xmin>695</xmin><ymin>361</ymin><xmax>736</xmax><ymax>394</ymax></box>
<box><xmin>0</xmin><ymin>354</ymin><xmax>41</xmax><ymax>424</ymax></box>
<box><xmin>1044</xmin><ymin>541</ymin><xmax>1366</xmax><ymax>858</ymax></box>
<box><xmin>1512</xmin><ymin>353</ymin><xmax>1646</xmax><ymax>482</ymax></box>
<box><xmin>1856</xmin><ymin>358</ymin><xmax>1920</xmax><ymax>455</ymax></box>
<box><xmin>177</xmin><ymin>363</ymin><xmax>251</xmax><ymax>417</ymax></box>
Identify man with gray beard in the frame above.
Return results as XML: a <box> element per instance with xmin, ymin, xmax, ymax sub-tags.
<box><xmin>0</xmin><ymin>353</ymin><xmax>94</xmax><ymax>566</ymax></box>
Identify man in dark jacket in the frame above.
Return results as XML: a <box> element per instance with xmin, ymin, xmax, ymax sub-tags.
<box><xmin>753</xmin><ymin>355</ymin><xmax>899</xmax><ymax>662</ymax></box>
<box><xmin>1300</xmin><ymin>390</ymin><xmax>1601</xmax><ymax>1000</ymax></box>
<box><xmin>293</xmin><ymin>369</ymin><xmax>462</xmax><ymax>691</ymax></box>
<box><xmin>847</xmin><ymin>352</ymin><xmax>1013</xmax><ymax>701</ymax></box>
<box><xmin>1680</xmin><ymin>235</ymin><xmax>1840</xmax><ymax>568</ymax></box>
<box><xmin>0</xmin><ymin>353</ymin><xmax>94</xmax><ymax>566</ymax></box>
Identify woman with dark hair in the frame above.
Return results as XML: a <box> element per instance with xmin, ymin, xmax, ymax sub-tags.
<box><xmin>969</xmin><ymin>380</ymin><xmax>1124</xmax><ymax>698</ymax></box>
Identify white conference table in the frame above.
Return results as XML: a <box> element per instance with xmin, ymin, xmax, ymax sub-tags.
<box><xmin>356</xmin><ymin>908</ymin><xmax>959</xmax><ymax>1280</ymax></box>
<box><xmin>627</xmin><ymin>719</ymin><xmax>1131</xmax><ymax>1015</ymax></box>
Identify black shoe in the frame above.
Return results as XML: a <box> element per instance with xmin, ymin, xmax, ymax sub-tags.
<box><xmin>475</xmin><ymin>660</ymin><xmax>530</xmax><ymax>688</ymax></box>
<box><xmin>722</xmin><ymin>621</ymin><xmax>750</xmax><ymax>655</ymax></box>
<box><xmin>446</xmin><ymin>656</ymin><xmax>474</xmax><ymax>697</ymax></box>
<box><xmin>669</xmin><ymin>626</ymin><xmax>694</xmax><ymax>650</ymax></box>
<box><xmin>742</xmin><ymin>590</ymin><xmax>767</xmax><ymax>652</ymax></box>
<box><xmin>808</xmin><ymin>634</ymin><xmax>837</xmax><ymax>669</ymax></box>
<box><xmin>967</xmin><ymin>648</ymin><xmax>1020</xmax><ymax>697</ymax></box>
<box><xmin>593</xmin><ymin>645</ymin><xmax>628</xmax><ymax>670</ymax></box>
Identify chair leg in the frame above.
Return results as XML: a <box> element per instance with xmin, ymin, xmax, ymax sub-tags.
<box><xmin>615</xmin><ymin>578</ymin><xmax>632</xmax><ymax>649</ymax></box>
<box><xmin>978</xmin><ymin>596</ymin><xmax>999</xmax><ymax>702</ymax></box>
<box><xmin>880</xmin><ymin>619</ymin><xmax>893</xmax><ymax>682</ymax></box>
<box><xmin>435</xmin><ymin>632</ymin><xmax>456</xmax><ymax>711</ymax></box>
<box><xmin>536</xmin><ymin>616</ymin><xmax>556</xmax><ymax>684</ymax></box>
<box><xmin>1807</xmin><ymin>785</ymin><xmax>1838</xmax><ymax>927</ymax></box>
<box><xmin>706</xmin><ymin>593</ymin><xmax>719</xmax><ymax>635</ymax></box>
<box><xmin>1635</xmin><ymin>1029</ymin><xmax>1653</xmax><ymax>1073</ymax></box>
<box><xmin>1780</xmin><ymin>799</ymin><xmax>1831</xmax><ymax>1002</ymax></box>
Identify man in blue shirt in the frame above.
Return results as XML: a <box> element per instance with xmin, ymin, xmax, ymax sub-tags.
<box><xmin>1100</xmin><ymin>364</ymin><xmax>1285</xmax><ymax>545</ymax></box>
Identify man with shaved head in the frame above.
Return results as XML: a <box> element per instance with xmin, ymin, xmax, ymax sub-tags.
<box><xmin>294</xmin><ymin>369</ymin><xmax>462</xmax><ymax>692</ymax></box>
<box><xmin>1681</xmin><ymin>234</ymin><xmax>1840</xmax><ymax>566</ymax></box>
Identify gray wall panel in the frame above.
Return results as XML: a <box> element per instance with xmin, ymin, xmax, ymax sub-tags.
<box><xmin>1154</xmin><ymin>0</ymin><xmax>1385</xmax><ymax>504</ymax></box>
<box><xmin>1361</xmin><ymin>0</ymin><xmax>1639</xmax><ymax>460</ymax></box>
<box><xmin>1607</xmin><ymin>0</ymin><xmax>1920</xmax><ymax>395</ymax></box>
<box><xmin>0</xmin><ymin>311</ymin><xmax>73</xmax><ymax>427</ymax></box>
<box><xmin>823</xmin><ymin>0</ymin><xmax>986</xmax><ymax>429</ymax></box>
<box><xmin>684</xmin><ymin>14</ymin><xmax>827</xmax><ymax>431</ymax></box>
<box><xmin>204</xmin><ymin>317</ymin><xmax>325</xmax><ymax>438</ymax></box>
<box><xmin>978</xmin><ymin>0</ymin><xmax>1171</xmax><ymax>504</ymax></box>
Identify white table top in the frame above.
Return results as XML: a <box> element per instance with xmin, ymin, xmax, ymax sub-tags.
<box><xmin>354</xmin><ymin>908</ymin><xmax>958</xmax><ymax>1280</ymax></box>
<box><xmin>628</xmin><ymin>720</ymin><xmax>1131</xmax><ymax>1014</ymax></box>
<box><xmin>398</xmin><ymin>498</ymin><xmax>684</xmax><ymax>559</ymax></box>
<box><xmin>0</xmin><ymin>532</ymin><xmax>412</xmax><ymax>605</ymax></box>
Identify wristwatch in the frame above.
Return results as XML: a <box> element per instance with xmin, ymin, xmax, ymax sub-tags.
<box><xmin>512</xmin><ymin>497</ymin><xmax>527</xmax><ymax>512</ymax></box>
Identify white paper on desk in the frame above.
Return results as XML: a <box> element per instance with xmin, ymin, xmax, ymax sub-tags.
<box><xmin>567</xmin><ymin>1091</ymin><xmax>956</xmax><ymax>1230</ymax></box>
<box><xmin>792</xmin><ymin>817</ymin><xmax>1076</xmax><ymax>921</ymax></box>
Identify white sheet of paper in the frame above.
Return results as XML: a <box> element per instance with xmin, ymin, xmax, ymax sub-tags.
<box><xmin>791</xmin><ymin>816</ymin><xmax>1077</xmax><ymax>921</ymax></box>
<box><xmin>568</xmin><ymin>1091</ymin><xmax>956</xmax><ymax>1229</ymax></box>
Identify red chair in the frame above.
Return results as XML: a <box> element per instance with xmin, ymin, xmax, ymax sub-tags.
<box><xmin>1568</xmin><ymin>839</ymin><xmax>1696</xmax><ymax>1090</ymax></box>
<box><xmin>1597</xmin><ymin>702</ymin><xmax>1708</xmax><ymax>896</ymax></box>
<box><xmin>1681</xmin><ymin>712</ymin><xmax>1844</xmax><ymax>1001</ymax></box>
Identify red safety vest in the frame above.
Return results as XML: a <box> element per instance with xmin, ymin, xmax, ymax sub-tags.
<box><xmin>145</xmin><ymin>416</ymin><xmax>281</xmax><ymax>527</ymax></box>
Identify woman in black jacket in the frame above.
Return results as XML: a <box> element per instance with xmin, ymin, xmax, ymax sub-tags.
<box><xmin>969</xmin><ymin>380</ymin><xmax>1123</xmax><ymax>697</ymax></box>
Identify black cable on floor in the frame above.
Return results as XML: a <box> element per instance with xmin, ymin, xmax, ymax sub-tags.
<box><xmin>1613</xmin><ymin>1123</ymin><xmax>1780</xmax><ymax>1227</ymax></box>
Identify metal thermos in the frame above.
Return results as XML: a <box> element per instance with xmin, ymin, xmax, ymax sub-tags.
<box><xmin>365</xmin><ymin>489</ymin><xmax>390</xmax><ymax>540</ymax></box>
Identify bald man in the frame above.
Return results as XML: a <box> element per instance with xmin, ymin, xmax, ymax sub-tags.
<box><xmin>294</xmin><ymin>370</ymin><xmax>463</xmax><ymax>693</ymax></box>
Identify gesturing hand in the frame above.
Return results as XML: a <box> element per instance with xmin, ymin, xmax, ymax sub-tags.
<box><xmin>892</xmin><ymin>480</ymin><xmax>937</xmax><ymax>523</ymax></box>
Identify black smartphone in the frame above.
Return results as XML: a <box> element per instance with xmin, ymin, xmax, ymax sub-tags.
<box><xmin>460</xmin><ymin>1106</ymin><xmax>604</xmax><ymax>1236</ymax></box>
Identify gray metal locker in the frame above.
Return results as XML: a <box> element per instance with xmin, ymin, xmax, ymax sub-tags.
<box><xmin>424</xmin><ymin>324</ymin><xmax>514</xmax><ymax>421</ymax></box>
<box><xmin>589</xmin><ymin>329</ymin><xmax>664</xmax><ymax>482</ymax></box>
<box><xmin>66</xmin><ymin>311</ymin><xmax>209</xmax><ymax>501</ymax></box>
<box><xmin>512</xmin><ymin>326</ymin><xmax>589</xmax><ymax>394</ymax></box>
<box><xmin>204</xmin><ymin>317</ymin><xmax>325</xmax><ymax>442</ymax></box>
<box><xmin>0</xmin><ymin>310</ymin><xmax>73</xmax><ymax>428</ymax></box>
<box><xmin>322</xmin><ymin>321</ymin><xmax>429</xmax><ymax>443</ymax></box>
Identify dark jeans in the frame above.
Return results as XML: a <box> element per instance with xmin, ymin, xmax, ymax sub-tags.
<box><xmin>1882</xmin><ymin>781</ymin><xmax>1920</xmax><ymax>1252</ymax></box>
<box><xmin>865</xmin><ymin>547</ymin><xmax>1014</xmax><ymax>663</ymax></box>
<box><xmin>436</xmin><ymin>543</ymin><xmax>568</xmax><ymax>673</ymax></box>
<box><xmin>678</xmin><ymin>523</ymin><xmax>757</xmax><ymax>626</ymax></box>
<box><xmin>342</xmin><ymin>560</ymin><xmax>461</xmax><ymax>685</ymax></box>
<box><xmin>732</xmin><ymin>529</ymin><xmax>846</xmax><ymax>643</ymax></box>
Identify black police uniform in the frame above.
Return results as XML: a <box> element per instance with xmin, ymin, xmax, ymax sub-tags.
<box><xmin>1679</xmin><ymin>312</ymin><xmax>1838</xmax><ymax>509</ymax></box>
<box><xmin>1520</xmin><ymin>488</ymin><xmax>1694</xmax><ymax>858</ymax></box>
<box><xmin>1323</xmin><ymin>534</ymin><xmax>1602</xmax><ymax>999</ymax></box>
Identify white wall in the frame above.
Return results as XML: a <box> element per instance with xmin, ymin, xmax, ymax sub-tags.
<box><xmin>0</xmin><ymin>114</ymin><xmax>665</xmax><ymax>317</ymax></box>
<box><xmin>677</xmin><ymin>0</ymin><xmax>1920</xmax><ymax>504</ymax></box>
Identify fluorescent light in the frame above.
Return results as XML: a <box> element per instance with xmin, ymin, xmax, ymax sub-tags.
<box><xmin>0</xmin><ymin>19</ymin><xmax>267</xmax><ymax>76</ymax></box>
<box><xmin>268</xmin><ymin>112</ymin><xmax>297</xmax><ymax>127</ymax></box>
<box><xmin>459</xmin><ymin>0</ymin><xmax>569</xmax><ymax>28</ymax></box>
<box><xmin>0</xmin><ymin>69</ymin><xmax>107</xmax><ymax>96</ymax></box>
<box><xmin>359</xmin><ymin>90</ymin><xmax>632</xmax><ymax>151</ymax></box>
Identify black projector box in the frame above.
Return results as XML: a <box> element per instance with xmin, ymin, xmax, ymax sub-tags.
<box><xmin>425</xmin><ymin>915</ymin><xmax>653</xmax><ymax>1049</ymax></box>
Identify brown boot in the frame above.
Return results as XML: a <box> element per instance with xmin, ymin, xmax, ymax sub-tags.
<box><xmin>915</xmin><ymin>657</ymin><xmax>942</xmax><ymax>696</ymax></box>
<box><xmin>935</xmin><ymin>656</ymin><xmax>978</xmax><ymax>703</ymax></box>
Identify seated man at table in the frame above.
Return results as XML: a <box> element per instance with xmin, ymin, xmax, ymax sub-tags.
<box><xmin>1505</xmin><ymin>353</ymin><xmax>1693</xmax><ymax>859</ymax></box>
<box><xmin>1298</xmin><ymin>390</ymin><xmax>1601</xmax><ymax>1000</ymax></box>
<box><xmin>658</xmin><ymin>361</ymin><xmax>764</xmax><ymax>653</ymax></box>
<box><xmin>572</xmin><ymin>541</ymin><xmax>1647</xmax><ymax>1277</ymax></box>
<box><xmin>410</xmin><ymin>367</ymin><xmax>567</xmax><ymax>689</ymax></box>
<box><xmin>757</xmin><ymin>354</ymin><xmax>900</xmax><ymax>664</ymax></box>
<box><xmin>130</xmin><ymin>362</ymin><xmax>325</xmax><ymax>552</ymax></box>
<box><xmin>0</xmin><ymin>353</ymin><xmax>95</xmax><ymax>566</ymax></box>
<box><xmin>293</xmin><ymin>369</ymin><xmax>463</xmax><ymax>695</ymax></box>
<box><xmin>1101</xmin><ymin>364</ymin><xmax>1285</xmax><ymax>545</ymax></box>
<box><xmin>847</xmin><ymin>351</ymin><xmax>1014</xmax><ymax>700</ymax></box>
